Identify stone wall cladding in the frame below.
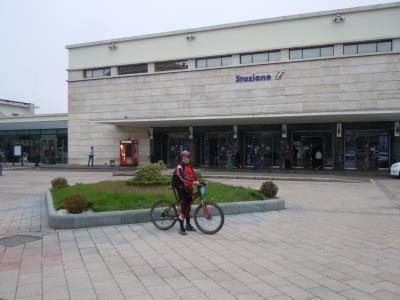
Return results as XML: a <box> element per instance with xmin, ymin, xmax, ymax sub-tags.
<box><xmin>68</xmin><ymin>54</ymin><xmax>400</xmax><ymax>164</ymax></box>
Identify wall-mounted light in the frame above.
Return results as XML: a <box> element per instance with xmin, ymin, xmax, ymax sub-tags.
<box><xmin>233</xmin><ymin>125</ymin><xmax>238</xmax><ymax>139</ymax></box>
<box><xmin>189</xmin><ymin>126</ymin><xmax>193</xmax><ymax>140</ymax></box>
<box><xmin>336</xmin><ymin>123</ymin><xmax>342</xmax><ymax>138</ymax></box>
<box><xmin>395</xmin><ymin>121</ymin><xmax>400</xmax><ymax>137</ymax></box>
<box><xmin>282</xmin><ymin>124</ymin><xmax>287</xmax><ymax>138</ymax></box>
<box><xmin>185</xmin><ymin>35</ymin><xmax>196</xmax><ymax>41</ymax></box>
<box><xmin>148</xmin><ymin>128</ymin><xmax>154</xmax><ymax>140</ymax></box>
<box><xmin>332</xmin><ymin>14</ymin><xmax>345</xmax><ymax>23</ymax></box>
<box><xmin>108</xmin><ymin>42</ymin><xmax>117</xmax><ymax>50</ymax></box>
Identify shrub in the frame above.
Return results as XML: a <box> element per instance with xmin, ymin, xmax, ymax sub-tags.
<box><xmin>134</xmin><ymin>161</ymin><xmax>166</xmax><ymax>182</ymax></box>
<box><xmin>259</xmin><ymin>181</ymin><xmax>278</xmax><ymax>198</ymax></box>
<box><xmin>51</xmin><ymin>177</ymin><xmax>68</xmax><ymax>188</ymax></box>
<box><xmin>64</xmin><ymin>193</ymin><xmax>88</xmax><ymax>214</ymax></box>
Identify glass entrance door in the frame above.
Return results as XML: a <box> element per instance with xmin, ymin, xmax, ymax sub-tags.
<box><xmin>167</xmin><ymin>136</ymin><xmax>188</xmax><ymax>166</ymax></box>
<box><xmin>344</xmin><ymin>131</ymin><xmax>389</xmax><ymax>169</ymax></box>
<box><xmin>203</xmin><ymin>133</ymin><xmax>233</xmax><ymax>167</ymax></box>
<box><xmin>244</xmin><ymin>132</ymin><xmax>281</xmax><ymax>168</ymax></box>
<box><xmin>292</xmin><ymin>131</ymin><xmax>333</xmax><ymax>169</ymax></box>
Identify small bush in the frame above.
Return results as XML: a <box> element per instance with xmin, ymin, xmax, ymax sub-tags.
<box><xmin>51</xmin><ymin>177</ymin><xmax>68</xmax><ymax>188</ymax></box>
<box><xmin>259</xmin><ymin>181</ymin><xmax>278</xmax><ymax>198</ymax></box>
<box><xmin>64</xmin><ymin>193</ymin><xmax>88</xmax><ymax>214</ymax></box>
<box><xmin>134</xmin><ymin>161</ymin><xmax>166</xmax><ymax>182</ymax></box>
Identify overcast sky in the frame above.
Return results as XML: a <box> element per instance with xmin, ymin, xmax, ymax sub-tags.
<box><xmin>0</xmin><ymin>0</ymin><xmax>398</xmax><ymax>114</ymax></box>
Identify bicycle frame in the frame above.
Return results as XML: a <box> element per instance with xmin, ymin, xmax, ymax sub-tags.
<box><xmin>172</xmin><ymin>183</ymin><xmax>210</xmax><ymax>219</ymax></box>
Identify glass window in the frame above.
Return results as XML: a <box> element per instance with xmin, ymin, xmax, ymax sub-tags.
<box><xmin>206</xmin><ymin>57</ymin><xmax>221</xmax><ymax>67</ymax></box>
<box><xmin>252</xmin><ymin>52</ymin><xmax>268</xmax><ymax>63</ymax></box>
<box><xmin>84</xmin><ymin>68</ymin><xmax>111</xmax><ymax>78</ymax></box>
<box><xmin>358</xmin><ymin>42</ymin><xmax>377</xmax><ymax>54</ymax></box>
<box><xmin>290</xmin><ymin>49</ymin><xmax>302</xmax><ymax>60</ymax></box>
<box><xmin>377</xmin><ymin>41</ymin><xmax>392</xmax><ymax>52</ymax></box>
<box><xmin>303</xmin><ymin>48</ymin><xmax>320</xmax><ymax>59</ymax></box>
<box><xmin>269</xmin><ymin>51</ymin><xmax>281</xmax><ymax>61</ymax></box>
<box><xmin>118</xmin><ymin>64</ymin><xmax>148</xmax><ymax>75</ymax></box>
<box><xmin>241</xmin><ymin>54</ymin><xmax>252</xmax><ymax>64</ymax></box>
<box><xmin>343</xmin><ymin>44</ymin><xmax>357</xmax><ymax>55</ymax></box>
<box><xmin>321</xmin><ymin>46</ymin><xmax>334</xmax><ymax>57</ymax></box>
<box><xmin>196</xmin><ymin>59</ymin><xmax>207</xmax><ymax>68</ymax></box>
<box><xmin>221</xmin><ymin>56</ymin><xmax>232</xmax><ymax>66</ymax></box>
<box><xmin>155</xmin><ymin>60</ymin><xmax>188</xmax><ymax>72</ymax></box>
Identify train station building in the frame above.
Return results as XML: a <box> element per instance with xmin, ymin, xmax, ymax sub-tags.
<box><xmin>66</xmin><ymin>3</ymin><xmax>400</xmax><ymax>170</ymax></box>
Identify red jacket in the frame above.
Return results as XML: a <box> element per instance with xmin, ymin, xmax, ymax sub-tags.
<box><xmin>175</xmin><ymin>162</ymin><xmax>196</xmax><ymax>188</ymax></box>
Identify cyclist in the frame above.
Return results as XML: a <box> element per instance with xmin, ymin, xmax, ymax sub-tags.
<box><xmin>175</xmin><ymin>150</ymin><xmax>200</xmax><ymax>235</ymax></box>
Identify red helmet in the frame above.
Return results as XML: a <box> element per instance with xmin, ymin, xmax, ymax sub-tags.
<box><xmin>180</xmin><ymin>150</ymin><xmax>191</xmax><ymax>158</ymax></box>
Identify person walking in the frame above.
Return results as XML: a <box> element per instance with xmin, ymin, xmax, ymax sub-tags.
<box><xmin>0</xmin><ymin>153</ymin><xmax>3</xmax><ymax>176</ymax></box>
<box><xmin>88</xmin><ymin>146</ymin><xmax>95</xmax><ymax>167</ymax></box>
<box><xmin>315</xmin><ymin>149</ymin><xmax>323</xmax><ymax>169</ymax></box>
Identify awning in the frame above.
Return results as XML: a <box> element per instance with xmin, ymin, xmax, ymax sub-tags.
<box><xmin>94</xmin><ymin>110</ymin><xmax>400</xmax><ymax>128</ymax></box>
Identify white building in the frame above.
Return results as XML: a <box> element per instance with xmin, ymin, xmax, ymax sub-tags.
<box><xmin>66</xmin><ymin>3</ymin><xmax>400</xmax><ymax>170</ymax></box>
<box><xmin>0</xmin><ymin>99</ymin><xmax>35</xmax><ymax>117</ymax></box>
<box><xmin>0</xmin><ymin>99</ymin><xmax>68</xmax><ymax>163</ymax></box>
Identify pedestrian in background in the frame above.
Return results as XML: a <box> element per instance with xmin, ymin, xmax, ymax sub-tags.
<box><xmin>88</xmin><ymin>146</ymin><xmax>95</xmax><ymax>167</ymax></box>
<box><xmin>0</xmin><ymin>153</ymin><xmax>4</xmax><ymax>175</ymax></box>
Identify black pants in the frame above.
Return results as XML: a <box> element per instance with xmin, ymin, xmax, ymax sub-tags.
<box><xmin>88</xmin><ymin>155</ymin><xmax>94</xmax><ymax>166</ymax></box>
<box><xmin>177</xmin><ymin>187</ymin><xmax>193</xmax><ymax>221</ymax></box>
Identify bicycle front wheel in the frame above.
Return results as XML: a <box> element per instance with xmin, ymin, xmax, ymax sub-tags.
<box><xmin>194</xmin><ymin>202</ymin><xmax>224</xmax><ymax>234</ymax></box>
<box><xmin>150</xmin><ymin>200</ymin><xmax>177</xmax><ymax>230</ymax></box>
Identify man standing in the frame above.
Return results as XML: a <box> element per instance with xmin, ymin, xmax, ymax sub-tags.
<box><xmin>174</xmin><ymin>150</ymin><xmax>200</xmax><ymax>235</ymax></box>
<box><xmin>88</xmin><ymin>146</ymin><xmax>95</xmax><ymax>167</ymax></box>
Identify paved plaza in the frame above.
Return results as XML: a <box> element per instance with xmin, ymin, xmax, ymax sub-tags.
<box><xmin>0</xmin><ymin>170</ymin><xmax>399</xmax><ymax>300</ymax></box>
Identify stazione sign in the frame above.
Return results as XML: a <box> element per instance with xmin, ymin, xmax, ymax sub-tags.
<box><xmin>235</xmin><ymin>71</ymin><xmax>284</xmax><ymax>83</ymax></box>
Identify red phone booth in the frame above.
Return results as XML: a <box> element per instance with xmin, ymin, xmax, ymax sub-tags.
<box><xmin>119</xmin><ymin>140</ymin><xmax>138</xmax><ymax>166</ymax></box>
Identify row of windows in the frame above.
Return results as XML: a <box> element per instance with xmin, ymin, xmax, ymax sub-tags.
<box><xmin>83</xmin><ymin>40</ymin><xmax>393</xmax><ymax>78</ymax></box>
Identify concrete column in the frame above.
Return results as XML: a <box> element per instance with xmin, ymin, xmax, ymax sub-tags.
<box><xmin>188</xmin><ymin>59</ymin><xmax>196</xmax><ymax>69</ymax></box>
<box><xmin>393</xmin><ymin>38</ymin><xmax>400</xmax><ymax>52</ymax></box>
<box><xmin>334</xmin><ymin>44</ymin><xmax>343</xmax><ymax>56</ymax></box>
<box><xmin>148</xmin><ymin>63</ymin><xmax>155</xmax><ymax>73</ymax></box>
<box><xmin>232</xmin><ymin>54</ymin><xmax>240</xmax><ymax>65</ymax></box>
<box><xmin>280</xmin><ymin>49</ymin><xmax>289</xmax><ymax>62</ymax></box>
<box><xmin>111</xmin><ymin>66</ymin><xmax>118</xmax><ymax>76</ymax></box>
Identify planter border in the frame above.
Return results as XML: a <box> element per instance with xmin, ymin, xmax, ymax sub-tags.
<box><xmin>46</xmin><ymin>190</ymin><xmax>285</xmax><ymax>229</ymax></box>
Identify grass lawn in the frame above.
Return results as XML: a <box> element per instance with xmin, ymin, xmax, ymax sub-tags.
<box><xmin>51</xmin><ymin>180</ymin><xmax>267</xmax><ymax>212</ymax></box>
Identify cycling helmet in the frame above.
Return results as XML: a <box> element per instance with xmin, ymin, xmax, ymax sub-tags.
<box><xmin>180</xmin><ymin>150</ymin><xmax>191</xmax><ymax>158</ymax></box>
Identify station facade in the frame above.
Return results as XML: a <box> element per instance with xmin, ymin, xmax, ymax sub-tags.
<box><xmin>66</xmin><ymin>3</ymin><xmax>400</xmax><ymax>170</ymax></box>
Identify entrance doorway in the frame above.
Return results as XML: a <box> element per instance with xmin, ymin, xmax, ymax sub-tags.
<box><xmin>203</xmin><ymin>133</ymin><xmax>233</xmax><ymax>167</ymax></box>
<box><xmin>344</xmin><ymin>130</ymin><xmax>389</xmax><ymax>169</ymax></box>
<box><xmin>292</xmin><ymin>131</ymin><xmax>334</xmax><ymax>169</ymax></box>
<box><xmin>244</xmin><ymin>132</ymin><xmax>281</xmax><ymax>168</ymax></box>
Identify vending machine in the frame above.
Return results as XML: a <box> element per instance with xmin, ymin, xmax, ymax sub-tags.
<box><xmin>119</xmin><ymin>140</ymin><xmax>138</xmax><ymax>166</ymax></box>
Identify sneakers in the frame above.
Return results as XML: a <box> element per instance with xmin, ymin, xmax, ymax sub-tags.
<box><xmin>179</xmin><ymin>228</ymin><xmax>187</xmax><ymax>235</ymax></box>
<box><xmin>185</xmin><ymin>224</ymin><xmax>196</xmax><ymax>231</ymax></box>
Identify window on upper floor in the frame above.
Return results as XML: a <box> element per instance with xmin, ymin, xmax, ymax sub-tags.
<box><xmin>118</xmin><ymin>64</ymin><xmax>148</xmax><ymax>75</ymax></box>
<box><xmin>84</xmin><ymin>68</ymin><xmax>111</xmax><ymax>78</ymax></box>
<box><xmin>289</xmin><ymin>46</ymin><xmax>334</xmax><ymax>60</ymax></box>
<box><xmin>343</xmin><ymin>40</ymin><xmax>392</xmax><ymax>55</ymax></box>
<box><xmin>155</xmin><ymin>60</ymin><xmax>188</xmax><ymax>72</ymax></box>
<box><xmin>240</xmin><ymin>51</ymin><xmax>281</xmax><ymax>64</ymax></box>
<box><xmin>196</xmin><ymin>56</ymin><xmax>232</xmax><ymax>68</ymax></box>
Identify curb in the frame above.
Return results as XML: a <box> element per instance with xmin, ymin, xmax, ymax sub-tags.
<box><xmin>204</xmin><ymin>174</ymin><xmax>365</xmax><ymax>183</ymax></box>
<box><xmin>46</xmin><ymin>191</ymin><xmax>285</xmax><ymax>229</ymax></box>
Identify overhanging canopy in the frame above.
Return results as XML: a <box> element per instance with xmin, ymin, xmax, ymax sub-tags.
<box><xmin>94</xmin><ymin>110</ymin><xmax>400</xmax><ymax>128</ymax></box>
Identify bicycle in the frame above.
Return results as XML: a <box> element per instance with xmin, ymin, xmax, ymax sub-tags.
<box><xmin>150</xmin><ymin>182</ymin><xmax>224</xmax><ymax>234</ymax></box>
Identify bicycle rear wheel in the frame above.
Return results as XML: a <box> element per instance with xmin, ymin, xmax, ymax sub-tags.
<box><xmin>150</xmin><ymin>200</ymin><xmax>177</xmax><ymax>230</ymax></box>
<box><xmin>194</xmin><ymin>202</ymin><xmax>224</xmax><ymax>234</ymax></box>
